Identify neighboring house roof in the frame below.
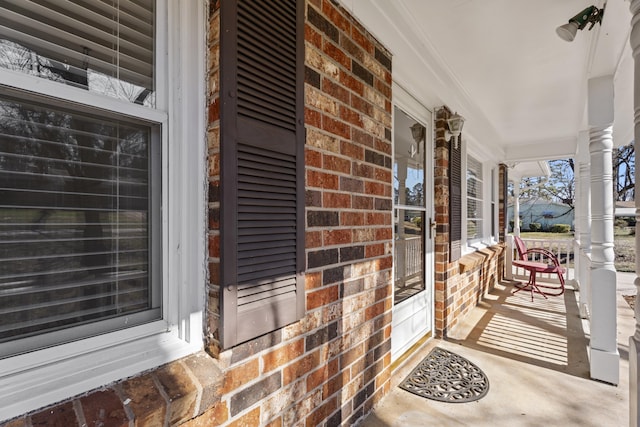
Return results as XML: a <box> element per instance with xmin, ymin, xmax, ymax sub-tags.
<box><xmin>507</xmin><ymin>198</ymin><xmax>570</xmax><ymax>208</ymax></box>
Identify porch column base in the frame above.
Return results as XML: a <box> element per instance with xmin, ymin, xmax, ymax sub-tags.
<box><xmin>590</xmin><ymin>346</ymin><xmax>620</xmax><ymax>385</ymax></box>
<box><xmin>580</xmin><ymin>303</ymin><xmax>590</xmax><ymax>320</ymax></box>
<box><xmin>505</xmin><ymin>235</ymin><xmax>513</xmax><ymax>280</ymax></box>
<box><xmin>631</xmin><ymin>336</ymin><xmax>640</xmax><ymax>426</ymax></box>
<box><xmin>564</xmin><ymin>278</ymin><xmax>578</xmax><ymax>292</ymax></box>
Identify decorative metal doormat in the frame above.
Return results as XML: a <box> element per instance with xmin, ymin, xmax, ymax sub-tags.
<box><xmin>399</xmin><ymin>347</ymin><xmax>489</xmax><ymax>403</ymax></box>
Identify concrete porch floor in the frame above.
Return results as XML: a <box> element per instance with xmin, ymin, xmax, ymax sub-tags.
<box><xmin>359</xmin><ymin>272</ymin><xmax>636</xmax><ymax>427</ymax></box>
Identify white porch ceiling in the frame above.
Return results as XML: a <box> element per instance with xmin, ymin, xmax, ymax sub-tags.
<box><xmin>339</xmin><ymin>0</ymin><xmax>633</xmax><ymax>163</ymax></box>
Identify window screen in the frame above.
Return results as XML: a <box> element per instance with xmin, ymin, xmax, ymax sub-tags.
<box><xmin>466</xmin><ymin>155</ymin><xmax>483</xmax><ymax>240</ymax></box>
<box><xmin>0</xmin><ymin>90</ymin><xmax>161</xmax><ymax>357</ymax></box>
<box><xmin>0</xmin><ymin>0</ymin><xmax>155</xmax><ymax>105</ymax></box>
<box><xmin>0</xmin><ymin>0</ymin><xmax>160</xmax><ymax>357</ymax></box>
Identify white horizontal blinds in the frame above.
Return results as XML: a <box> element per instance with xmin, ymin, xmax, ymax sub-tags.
<box><xmin>0</xmin><ymin>0</ymin><xmax>154</xmax><ymax>104</ymax></box>
<box><xmin>467</xmin><ymin>155</ymin><xmax>483</xmax><ymax>239</ymax></box>
<box><xmin>0</xmin><ymin>91</ymin><xmax>156</xmax><ymax>346</ymax></box>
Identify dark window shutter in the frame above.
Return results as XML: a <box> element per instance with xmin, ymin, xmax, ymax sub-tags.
<box><xmin>502</xmin><ymin>164</ymin><xmax>508</xmax><ymax>241</ymax></box>
<box><xmin>449</xmin><ymin>136</ymin><xmax>462</xmax><ymax>262</ymax></box>
<box><xmin>220</xmin><ymin>0</ymin><xmax>304</xmax><ymax>348</ymax></box>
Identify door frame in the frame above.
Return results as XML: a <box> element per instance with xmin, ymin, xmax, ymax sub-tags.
<box><xmin>390</xmin><ymin>84</ymin><xmax>435</xmax><ymax>360</ymax></box>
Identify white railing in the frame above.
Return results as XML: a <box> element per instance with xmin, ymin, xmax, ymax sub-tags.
<box><xmin>577</xmin><ymin>244</ymin><xmax>592</xmax><ymax>318</ymax></box>
<box><xmin>394</xmin><ymin>236</ymin><xmax>423</xmax><ymax>282</ymax></box>
<box><xmin>511</xmin><ymin>236</ymin><xmax>575</xmax><ymax>283</ymax></box>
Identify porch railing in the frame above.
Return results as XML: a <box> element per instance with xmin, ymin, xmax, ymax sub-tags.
<box><xmin>394</xmin><ymin>236</ymin><xmax>423</xmax><ymax>282</ymax></box>
<box><xmin>509</xmin><ymin>236</ymin><xmax>576</xmax><ymax>283</ymax></box>
<box><xmin>394</xmin><ymin>236</ymin><xmax>424</xmax><ymax>303</ymax></box>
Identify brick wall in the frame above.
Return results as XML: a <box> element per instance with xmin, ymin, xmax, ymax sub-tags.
<box><xmin>0</xmin><ymin>0</ymin><xmax>510</xmax><ymax>425</ymax></box>
<box><xmin>433</xmin><ymin>107</ymin><xmax>505</xmax><ymax>337</ymax></box>
<box><xmin>206</xmin><ymin>0</ymin><xmax>393</xmax><ymax>425</ymax></box>
<box><xmin>207</xmin><ymin>0</ymin><xmax>222</xmax><ymax>357</ymax></box>
<box><xmin>1</xmin><ymin>2</ymin><xmax>392</xmax><ymax>426</ymax></box>
<box><xmin>434</xmin><ymin>107</ymin><xmax>452</xmax><ymax>336</ymax></box>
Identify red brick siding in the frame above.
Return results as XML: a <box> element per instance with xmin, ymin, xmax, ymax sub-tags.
<box><xmin>0</xmin><ymin>1</ymin><xmax>393</xmax><ymax>426</ymax></box>
<box><xmin>211</xmin><ymin>1</ymin><xmax>393</xmax><ymax>426</ymax></box>
<box><xmin>433</xmin><ymin>107</ymin><xmax>505</xmax><ymax>337</ymax></box>
<box><xmin>207</xmin><ymin>0</ymin><xmax>222</xmax><ymax>356</ymax></box>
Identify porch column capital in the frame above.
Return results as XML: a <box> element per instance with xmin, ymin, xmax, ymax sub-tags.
<box><xmin>587</xmin><ymin>75</ymin><xmax>614</xmax><ymax>128</ymax></box>
<box><xmin>631</xmin><ymin>0</ymin><xmax>640</xmax><ymax>58</ymax></box>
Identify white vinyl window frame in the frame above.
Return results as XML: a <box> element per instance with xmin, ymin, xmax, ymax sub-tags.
<box><xmin>465</xmin><ymin>153</ymin><xmax>484</xmax><ymax>242</ymax></box>
<box><xmin>0</xmin><ymin>1</ymin><xmax>207</xmax><ymax>421</ymax></box>
<box><xmin>490</xmin><ymin>167</ymin><xmax>498</xmax><ymax>242</ymax></box>
<box><xmin>462</xmin><ymin>141</ymin><xmax>499</xmax><ymax>253</ymax></box>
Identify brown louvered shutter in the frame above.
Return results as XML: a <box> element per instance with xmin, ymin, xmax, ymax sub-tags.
<box><xmin>449</xmin><ymin>136</ymin><xmax>462</xmax><ymax>262</ymax></box>
<box><xmin>501</xmin><ymin>164</ymin><xmax>508</xmax><ymax>241</ymax></box>
<box><xmin>220</xmin><ymin>0</ymin><xmax>304</xmax><ymax>348</ymax></box>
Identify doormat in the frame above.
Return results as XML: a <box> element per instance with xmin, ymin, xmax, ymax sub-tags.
<box><xmin>399</xmin><ymin>347</ymin><xmax>489</xmax><ymax>403</ymax></box>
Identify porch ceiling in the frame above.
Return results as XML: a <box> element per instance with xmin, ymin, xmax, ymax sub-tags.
<box><xmin>339</xmin><ymin>0</ymin><xmax>633</xmax><ymax>162</ymax></box>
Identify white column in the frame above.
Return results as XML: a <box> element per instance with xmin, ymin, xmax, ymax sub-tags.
<box><xmin>629</xmin><ymin>1</ymin><xmax>640</xmax><ymax>424</ymax></box>
<box><xmin>576</xmin><ymin>132</ymin><xmax>592</xmax><ymax>319</ymax></box>
<box><xmin>588</xmin><ymin>75</ymin><xmax>619</xmax><ymax>385</ymax></box>
<box><xmin>513</xmin><ymin>178</ymin><xmax>521</xmax><ymax>237</ymax></box>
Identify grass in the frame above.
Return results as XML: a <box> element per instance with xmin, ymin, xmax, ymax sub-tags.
<box><xmin>519</xmin><ymin>231</ymin><xmax>573</xmax><ymax>240</ymax></box>
<box><xmin>519</xmin><ymin>229</ymin><xmax>636</xmax><ymax>273</ymax></box>
<box><xmin>614</xmin><ymin>228</ymin><xmax>635</xmax><ymax>272</ymax></box>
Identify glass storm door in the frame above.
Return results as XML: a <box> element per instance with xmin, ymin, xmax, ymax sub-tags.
<box><xmin>391</xmin><ymin>104</ymin><xmax>434</xmax><ymax>360</ymax></box>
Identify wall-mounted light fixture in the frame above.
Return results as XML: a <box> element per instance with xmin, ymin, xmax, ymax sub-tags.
<box><xmin>556</xmin><ymin>5</ymin><xmax>605</xmax><ymax>42</ymax></box>
<box><xmin>410</xmin><ymin>123</ymin><xmax>425</xmax><ymax>158</ymax></box>
<box><xmin>410</xmin><ymin>123</ymin><xmax>425</xmax><ymax>144</ymax></box>
<box><xmin>445</xmin><ymin>112</ymin><xmax>465</xmax><ymax>149</ymax></box>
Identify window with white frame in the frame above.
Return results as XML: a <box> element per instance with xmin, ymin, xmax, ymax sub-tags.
<box><xmin>0</xmin><ymin>1</ymin><xmax>205</xmax><ymax>419</ymax></box>
<box><xmin>0</xmin><ymin>0</ymin><xmax>161</xmax><ymax>359</ymax></box>
<box><xmin>466</xmin><ymin>154</ymin><xmax>483</xmax><ymax>240</ymax></box>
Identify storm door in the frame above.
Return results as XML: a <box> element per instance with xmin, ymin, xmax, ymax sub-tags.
<box><xmin>391</xmin><ymin>103</ymin><xmax>434</xmax><ymax>360</ymax></box>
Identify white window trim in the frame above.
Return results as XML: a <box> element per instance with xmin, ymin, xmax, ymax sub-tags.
<box><xmin>0</xmin><ymin>1</ymin><xmax>207</xmax><ymax>421</ymax></box>
<box><xmin>489</xmin><ymin>166</ymin><xmax>499</xmax><ymax>243</ymax></box>
<box><xmin>462</xmin><ymin>142</ymin><xmax>499</xmax><ymax>255</ymax></box>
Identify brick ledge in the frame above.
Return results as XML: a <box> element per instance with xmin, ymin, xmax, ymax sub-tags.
<box><xmin>1</xmin><ymin>351</ymin><xmax>225</xmax><ymax>427</ymax></box>
<box><xmin>458</xmin><ymin>243</ymin><xmax>504</xmax><ymax>273</ymax></box>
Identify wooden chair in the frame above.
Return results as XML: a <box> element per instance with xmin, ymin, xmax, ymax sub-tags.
<box><xmin>512</xmin><ymin>235</ymin><xmax>565</xmax><ymax>300</ymax></box>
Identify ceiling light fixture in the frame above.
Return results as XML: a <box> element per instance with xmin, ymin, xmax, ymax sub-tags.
<box><xmin>556</xmin><ymin>5</ymin><xmax>605</xmax><ymax>42</ymax></box>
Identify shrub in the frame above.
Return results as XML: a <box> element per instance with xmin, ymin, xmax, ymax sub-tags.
<box><xmin>615</xmin><ymin>218</ymin><xmax>629</xmax><ymax>228</ymax></box>
<box><xmin>528</xmin><ymin>222</ymin><xmax>541</xmax><ymax>232</ymax></box>
<box><xmin>509</xmin><ymin>219</ymin><xmax>522</xmax><ymax>232</ymax></box>
<box><xmin>550</xmin><ymin>224</ymin><xmax>571</xmax><ymax>233</ymax></box>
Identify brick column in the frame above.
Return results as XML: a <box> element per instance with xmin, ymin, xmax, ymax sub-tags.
<box><xmin>433</xmin><ymin>107</ymin><xmax>451</xmax><ymax>336</ymax></box>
